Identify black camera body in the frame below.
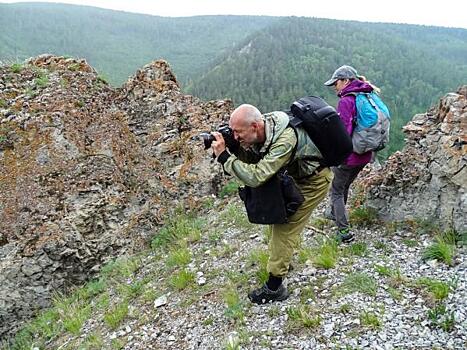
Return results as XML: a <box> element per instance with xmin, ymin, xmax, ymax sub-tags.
<box><xmin>200</xmin><ymin>125</ymin><xmax>236</xmax><ymax>150</ymax></box>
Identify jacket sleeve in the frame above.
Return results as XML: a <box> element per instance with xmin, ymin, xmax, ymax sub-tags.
<box><xmin>221</xmin><ymin>128</ymin><xmax>297</xmax><ymax>188</ymax></box>
<box><xmin>337</xmin><ymin>96</ymin><xmax>356</xmax><ymax>135</ymax></box>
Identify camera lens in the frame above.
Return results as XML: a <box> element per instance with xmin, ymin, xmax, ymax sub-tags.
<box><xmin>202</xmin><ymin>133</ymin><xmax>215</xmax><ymax>149</ymax></box>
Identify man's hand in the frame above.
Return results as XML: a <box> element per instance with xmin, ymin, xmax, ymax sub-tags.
<box><xmin>211</xmin><ymin>132</ymin><xmax>226</xmax><ymax>157</ymax></box>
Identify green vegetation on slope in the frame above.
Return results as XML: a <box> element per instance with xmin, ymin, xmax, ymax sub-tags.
<box><xmin>0</xmin><ymin>3</ymin><xmax>277</xmax><ymax>85</ymax></box>
<box><xmin>186</xmin><ymin>17</ymin><xmax>467</xmax><ymax>158</ymax></box>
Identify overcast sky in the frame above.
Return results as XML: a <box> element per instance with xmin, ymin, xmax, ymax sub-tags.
<box><xmin>1</xmin><ymin>0</ymin><xmax>467</xmax><ymax>29</ymax></box>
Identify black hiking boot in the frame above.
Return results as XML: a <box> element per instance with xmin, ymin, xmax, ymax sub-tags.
<box><xmin>248</xmin><ymin>283</ymin><xmax>289</xmax><ymax>304</ymax></box>
<box><xmin>335</xmin><ymin>228</ymin><xmax>355</xmax><ymax>243</ymax></box>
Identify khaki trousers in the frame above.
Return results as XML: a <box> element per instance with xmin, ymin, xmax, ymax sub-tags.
<box><xmin>267</xmin><ymin>168</ymin><xmax>333</xmax><ymax>277</ymax></box>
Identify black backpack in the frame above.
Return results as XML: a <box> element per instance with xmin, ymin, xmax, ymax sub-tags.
<box><xmin>289</xmin><ymin>96</ymin><xmax>353</xmax><ymax>167</ymax></box>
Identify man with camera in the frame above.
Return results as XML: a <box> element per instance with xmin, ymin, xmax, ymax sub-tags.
<box><xmin>210</xmin><ymin>104</ymin><xmax>332</xmax><ymax>304</ymax></box>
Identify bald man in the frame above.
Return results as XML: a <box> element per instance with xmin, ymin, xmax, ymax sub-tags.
<box><xmin>211</xmin><ymin>104</ymin><xmax>332</xmax><ymax>304</ymax></box>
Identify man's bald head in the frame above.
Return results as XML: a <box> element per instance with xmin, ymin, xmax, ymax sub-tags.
<box><xmin>230</xmin><ymin>104</ymin><xmax>262</xmax><ymax>127</ymax></box>
<box><xmin>229</xmin><ymin>104</ymin><xmax>265</xmax><ymax>148</ymax></box>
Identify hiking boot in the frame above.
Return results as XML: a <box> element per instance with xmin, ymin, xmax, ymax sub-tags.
<box><xmin>248</xmin><ymin>283</ymin><xmax>289</xmax><ymax>304</ymax></box>
<box><xmin>335</xmin><ymin>229</ymin><xmax>355</xmax><ymax>243</ymax></box>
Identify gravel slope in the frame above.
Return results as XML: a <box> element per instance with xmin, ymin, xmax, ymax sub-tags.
<box><xmin>43</xmin><ymin>199</ymin><xmax>467</xmax><ymax>350</ymax></box>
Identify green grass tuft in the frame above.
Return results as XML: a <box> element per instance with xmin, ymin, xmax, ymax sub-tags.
<box><xmin>223</xmin><ymin>287</ymin><xmax>245</xmax><ymax>322</ymax></box>
<box><xmin>248</xmin><ymin>249</ymin><xmax>269</xmax><ymax>284</ymax></box>
<box><xmin>349</xmin><ymin>206</ymin><xmax>378</xmax><ymax>226</ymax></box>
<box><xmin>417</xmin><ymin>277</ymin><xmax>451</xmax><ymax>300</ymax></box>
<box><xmin>219</xmin><ymin>180</ymin><xmax>239</xmax><ymax>198</ymax></box>
<box><xmin>103</xmin><ymin>301</ymin><xmax>129</xmax><ymax>329</ymax></box>
<box><xmin>169</xmin><ymin>269</ymin><xmax>195</xmax><ymax>290</ymax></box>
<box><xmin>422</xmin><ymin>236</ymin><xmax>455</xmax><ymax>266</ymax></box>
<box><xmin>312</xmin><ymin>239</ymin><xmax>338</xmax><ymax>269</ymax></box>
<box><xmin>341</xmin><ymin>272</ymin><xmax>378</xmax><ymax>296</ymax></box>
<box><xmin>360</xmin><ymin>311</ymin><xmax>382</xmax><ymax>329</ymax></box>
<box><xmin>166</xmin><ymin>246</ymin><xmax>192</xmax><ymax>268</ymax></box>
<box><xmin>286</xmin><ymin>305</ymin><xmax>321</xmax><ymax>330</ymax></box>
<box><xmin>151</xmin><ymin>214</ymin><xmax>206</xmax><ymax>249</ymax></box>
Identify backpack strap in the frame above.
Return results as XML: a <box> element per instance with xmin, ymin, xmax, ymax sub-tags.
<box><xmin>287</xmin><ymin>117</ymin><xmax>326</xmax><ymax>169</ymax></box>
<box><xmin>365</xmin><ymin>93</ymin><xmax>381</xmax><ymax>112</ymax></box>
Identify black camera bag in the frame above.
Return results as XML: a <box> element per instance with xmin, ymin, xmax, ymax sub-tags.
<box><xmin>238</xmin><ymin>170</ymin><xmax>304</xmax><ymax>225</ymax></box>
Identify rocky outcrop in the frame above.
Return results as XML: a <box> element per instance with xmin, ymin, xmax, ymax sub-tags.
<box><xmin>0</xmin><ymin>55</ymin><xmax>232</xmax><ymax>338</ymax></box>
<box><xmin>363</xmin><ymin>86</ymin><xmax>467</xmax><ymax>231</ymax></box>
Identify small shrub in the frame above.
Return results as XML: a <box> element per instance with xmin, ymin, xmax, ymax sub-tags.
<box><xmin>101</xmin><ymin>256</ymin><xmax>142</xmax><ymax>280</ymax></box>
<box><xmin>387</xmin><ymin>286</ymin><xmax>402</xmax><ymax>300</ymax></box>
<box><xmin>97</xmin><ymin>74</ymin><xmax>108</xmax><ymax>84</ymax></box>
<box><xmin>225</xmin><ymin>334</ymin><xmax>241</xmax><ymax>350</ymax></box>
<box><xmin>117</xmin><ymin>279</ymin><xmax>147</xmax><ymax>298</ymax></box>
<box><xmin>75</xmin><ymin>100</ymin><xmax>85</xmax><ymax>108</ymax></box>
<box><xmin>96</xmin><ymin>292</ymin><xmax>110</xmax><ymax>309</ymax></box>
<box><xmin>226</xmin><ymin>270</ymin><xmax>249</xmax><ymax>286</ymax></box>
<box><xmin>413</xmin><ymin>219</ymin><xmax>442</xmax><ymax>236</ymax></box>
<box><xmin>373</xmin><ymin>240</ymin><xmax>391</xmax><ymax>253</ymax></box>
<box><xmin>387</xmin><ymin>267</ymin><xmax>406</xmax><ymax>287</ymax></box>
<box><xmin>309</xmin><ymin>217</ymin><xmax>329</xmax><ymax>231</ymax></box>
<box><xmin>298</xmin><ymin>246</ymin><xmax>313</xmax><ymax>264</ymax></box>
<box><xmin>69</xmin><ymin>63</ymin><xmax>80</xmax><ymax>71</ymax></box>
<box><xmin>77</xmin><ymin>278</ymin><xmax>106</xmax><ymax>300</ymax></box>
<box><xmin>262</xmin><ymin>226</ymin><xmax>272</xmax><ymax>244</ymax></box>
<box><xmin>7</xmin><ymin>309</ymin><xmax>61</xmax><ymax>349</ymax></box>
<box><xmin>268</xmin><ymin>305</ymin><xmax>281</xmax><ymax>317</ymax></box>
<box><xmin>53</xmin><ymin>296</ymin><xmax>91</xmax><ymax>335</ymax></box>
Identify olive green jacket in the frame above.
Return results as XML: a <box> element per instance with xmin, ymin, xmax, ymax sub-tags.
<box><xmin>221</xmin><ymin>111</ymin><xmax>323</xmax><ymax>187</ymax></box>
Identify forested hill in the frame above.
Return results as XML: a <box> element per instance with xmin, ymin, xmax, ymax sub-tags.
<box><xmin>2</xmin><ymin>3</ymin><xmax>467</xmax><ymax>157</ymax></box>
<box><xmin>0</xmin><ymin>3</ymin><xmax>277</xmax><ymax>85</ymax></box>
<box><xmin>186</xmin><ymin>17</ymin><xmax>467</xmax><ymax>157</ymax></box>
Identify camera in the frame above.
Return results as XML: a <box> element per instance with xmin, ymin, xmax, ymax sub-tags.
<box><xmin>200</xmin><ymin>124</ymin><xmax>237</xmax><ymax>150</ymax></box>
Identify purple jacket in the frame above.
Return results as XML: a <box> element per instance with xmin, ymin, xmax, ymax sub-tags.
<box><xmin>337</xmin><ymin>80</ymin><xmax>373</xmax><ymax>166</ymax></box>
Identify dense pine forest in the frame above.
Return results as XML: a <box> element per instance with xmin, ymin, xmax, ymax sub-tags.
<box><xmin>1</xmin><ymin>3</ymin><xmax>466</xmax><ymax>157</ymax></box>
<box><xmin>0</xmin><ymin>3</ymin><xmax>277</xmax><ymax>84</ymax></box>
<box><xmin>187</xmin><ymin>17</ymin><xmax>467</xmax><ymax>157</ymax></box>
